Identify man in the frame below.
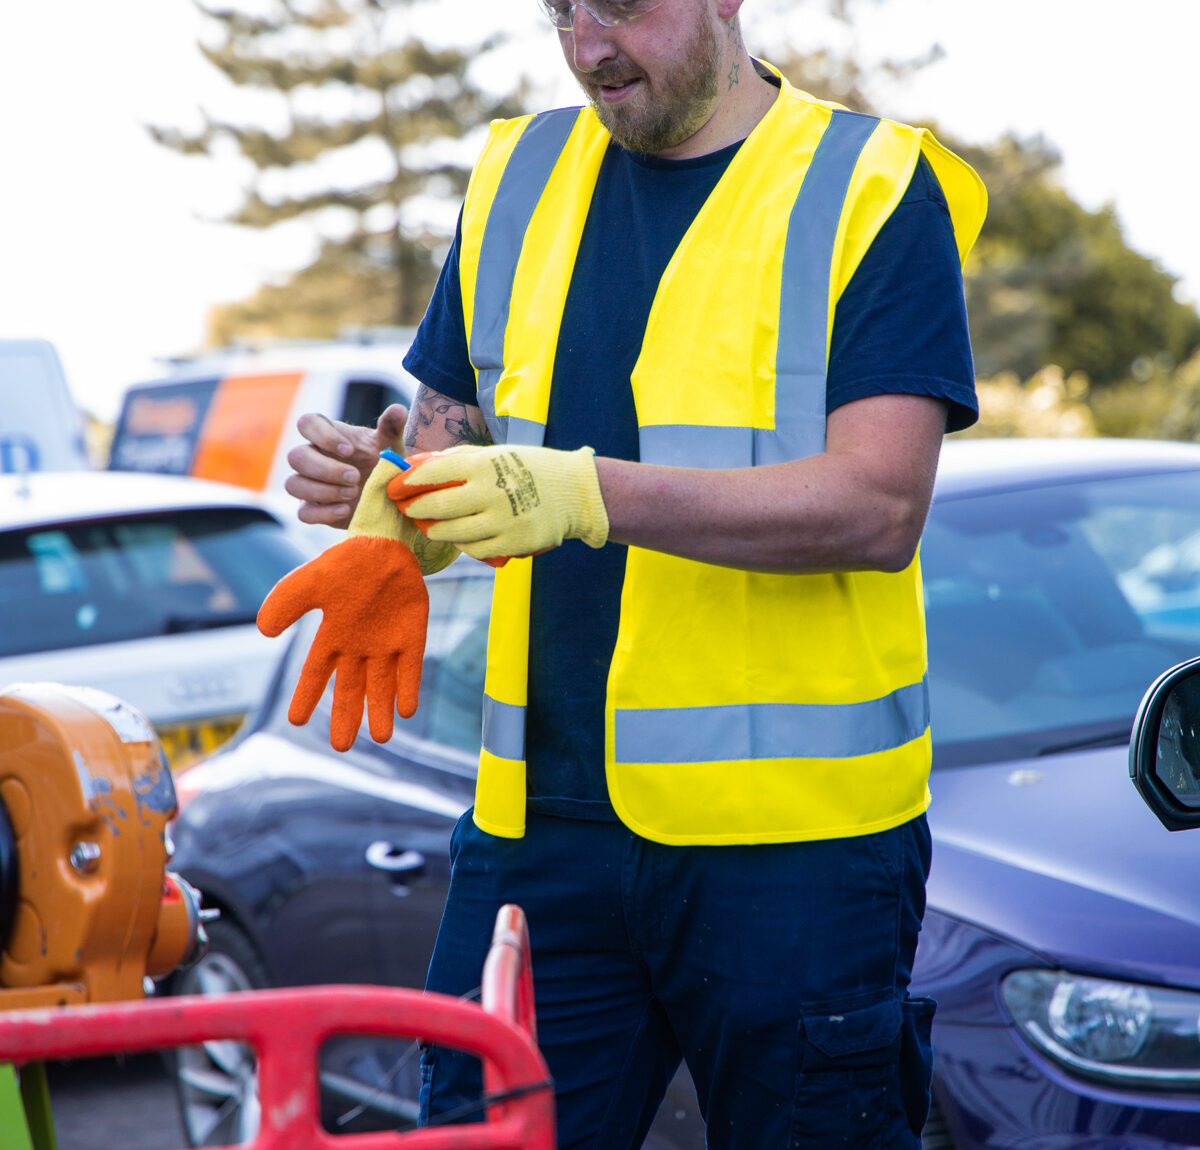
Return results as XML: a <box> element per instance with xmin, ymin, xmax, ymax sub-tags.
<box><xmin>279</xmin><ymin>0</ymin><xmax>986</xmax><ymax>1145</ymax></box>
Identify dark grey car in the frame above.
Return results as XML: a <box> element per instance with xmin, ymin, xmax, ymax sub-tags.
<box><xmin>165</xmin><ymin>561</ymin><xmax>703</xmax><ymax>1146</ymax></box>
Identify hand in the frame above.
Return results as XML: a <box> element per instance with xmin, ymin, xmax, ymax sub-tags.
<box><xmin>388</xmin><ymin>444</ymin><xmax>609</xmax><ymax>562</ymax></box>
<box><xmin>256</xmin><ymin>535</ymin><xmax>429</xmax><ymax>751</ymax></box>
<box><xmin>284</xmin><ymin>404</ymin><xmax>409</xmax><ymax>529</ymax></box>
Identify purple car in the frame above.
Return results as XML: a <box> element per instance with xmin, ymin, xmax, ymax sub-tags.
<box><xmin>916</xmin><ymin>437</ymin><xmax>1200</xmax><ymax>1148</ymax></box>
<box><xmin>168</xmin><ymin>436</ymin><xmax>1200</xmax><ymax>1148</ymax></box>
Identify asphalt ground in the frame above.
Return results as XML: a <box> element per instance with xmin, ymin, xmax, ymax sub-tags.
<box><xmin>43</xmin><ymin>1055</ymin><xmax>187</xmax><ymax>1150</ymax></box>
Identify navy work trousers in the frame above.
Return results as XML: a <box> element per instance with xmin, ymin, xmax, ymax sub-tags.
<box><xmin>419</xmin><ymin>811</ymin><xmax>935</xmax><ymax>1149</ymax></box>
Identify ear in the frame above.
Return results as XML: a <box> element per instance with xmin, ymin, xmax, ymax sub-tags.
<box><xmin>714</xmin><ymin>0</ymin><xmax>745</xmax><ymax>20</ymax></box>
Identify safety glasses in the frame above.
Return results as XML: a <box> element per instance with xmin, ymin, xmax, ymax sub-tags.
<box><xmin>537</xmin><ymin>0</ymin><xmax>665</xmax><ymax>31</ymax></box>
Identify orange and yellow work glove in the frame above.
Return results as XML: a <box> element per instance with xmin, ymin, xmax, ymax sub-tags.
<box><xmin>256</xmin><ymin>453</ymin><xmax>456</xmax><ymax>752</ymax></box>
<box><xmin>388</xmin><ymin>444</ymin><xmax>610</xmax><ymax>563</ymax></box>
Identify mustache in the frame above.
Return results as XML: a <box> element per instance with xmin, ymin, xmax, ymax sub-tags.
<box><xmin>584</xmin><ymin>63</ymin><xmax>643</xmax><ymax>86</ymax></box>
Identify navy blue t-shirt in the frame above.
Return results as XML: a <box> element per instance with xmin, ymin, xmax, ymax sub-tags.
<box><xmin>404</xmin><ymin>133</ymin><xmax>977</xmax><ymax>819</ymax></box>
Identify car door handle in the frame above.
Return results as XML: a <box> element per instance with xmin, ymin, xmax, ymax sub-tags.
<box><xmin>365</xmin><ymin>842</ymin><xmax>426</xmax><ymax>875</ymax></box>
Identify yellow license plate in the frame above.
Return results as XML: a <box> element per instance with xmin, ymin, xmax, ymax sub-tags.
<box><xmin>156</xmin><ymin>715</ymin><xmax>246</xmax><ymax>773</ymax></box>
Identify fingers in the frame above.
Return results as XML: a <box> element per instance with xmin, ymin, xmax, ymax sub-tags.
<box><xmin>419</xmin><ymin>514</ymin><xmax>504</xmax><ymax>553</ymax></box>
<box><xmin>366</xmin><ymin>655</ymin><xmax>400</xmax><ymax>742</ymax></box>
<box><xmin>295</xmin><ymin>411</ymin><xmax>359</xmax><ymax>460</ymax></box>
<box><xmin>434</xmin><ymin>534</ymin><xmax>510</xmax><ymax>563</ymax></box>
<box><xmin>395</xmin><ymin>626</ymin><xmax>427</xmax><ymax>719</ymax></box>
<box><xmin>288</xmin><ymin>409</ymin><xmax>403</xmax><ymax>528</ymax></box>
<box><xmin>295</xmin><ymin>498</ymin><xmax>354</xmax><ymax>529</ymax></box>
<box><xmin>285</xmin><ymin>430</ymin><xmax>366</xmax><ymax>528</ymax></box>
<box><xmin>284</xmin><ymin>469</ymin><xmax>361</xmax><ymax>528</ymax></box>
<box><xmin>288</xmin><ymin>639</ymin><xmax>338</xmax><ymax>727</ymax></box>
<box><xmin>330</xmin><ymin>656</ymin><xmax>367</xmax><ymax>752</ymax></box>
<box><xmin>256</xmin><ymin>560</ymin><xmax>325</xmax><ymax>637</ymax></box>
<box><xmin>395</xmin><ymin>484</ymin><xmax>488</xmax><ymax>525</ymax></box>
<box><xmin>373</xmin><ymin>403</ymin><xmax>409</xmax><ymax>450</ymax></box>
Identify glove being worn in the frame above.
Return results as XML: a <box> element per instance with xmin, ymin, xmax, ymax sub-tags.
<box><xmin>256</xmin><ymin>454</ymin><xmax>447</xmax><ymax>752</ymax></box>
<box><xmin>389</xmin><ymin>444</ymin><xmax>610</xmax><ymax>563</ymax></box>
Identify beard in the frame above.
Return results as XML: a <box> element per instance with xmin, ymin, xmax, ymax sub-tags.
<box><xmin>576</xmin><ymin>12</ymin><xmax>722</xmax><ymax>153</ymax></box>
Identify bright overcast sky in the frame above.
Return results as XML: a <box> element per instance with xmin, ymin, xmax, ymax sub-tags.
<box><xmin>1</xmin><ymin>0</ymin><xmax>1197</xmax><ymax>422</ymax></box>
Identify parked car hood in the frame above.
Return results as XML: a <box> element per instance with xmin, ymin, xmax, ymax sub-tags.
<box><xmin>926</xmin><ymin>746</ymin><xmax>1200</xmax><ymax>990</ymax></box>
<box><xmin>0</xmin><ymin>624</ymin><xmax>280</xmax><ymax>725</ymax></box>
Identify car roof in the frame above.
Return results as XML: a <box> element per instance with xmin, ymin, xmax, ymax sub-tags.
<box><xmin>935</xmin><ymin>437</ymin><xmax>1200</xmax><ymax>499</ymax></box>
<box><xmin>0</xmin><ymin>470</ymin><xmax>285</xmax><ymax>531</ymax></box>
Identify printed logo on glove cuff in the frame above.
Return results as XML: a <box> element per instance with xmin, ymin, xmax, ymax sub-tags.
<box><xmin>493</xmin><ymin>452</ymin><xmax>542</xmax><ymax>518</ymax></box>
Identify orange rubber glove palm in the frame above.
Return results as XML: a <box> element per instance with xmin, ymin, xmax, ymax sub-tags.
<box><xmin>257</xmin><ymin>455</ymin><xmax>432</xmax><ymax>752</ymax></box>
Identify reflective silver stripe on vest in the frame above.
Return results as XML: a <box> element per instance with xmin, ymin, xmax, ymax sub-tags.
<box><xmin>640</xmin><ymin>109</ymin><xmax>879</xmax><ymax>469</ymax></box>
<box><xmin>482</xmin><ymin>694</ymin><xmax>527</xmax><ymax>761</ymax></box>
<box><xmin>470</xmin><ymin>107</ymin><xmax>579</xmax><ymax>445</ymax></box>
<box><xmin>489</xmin><ymin>415</ymin><xmax>546</xmax><ymax>447</ymax></box>
<box><xmin>613</xmin><ymin>677</ymin><xmax>928</xmax><ymax>764</ymax></box>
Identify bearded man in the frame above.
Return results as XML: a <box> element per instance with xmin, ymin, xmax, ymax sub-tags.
<box><xmin>283</xmin><ymin>0</ymin><xmax>986</xmax><ymax>1144</ymax></box>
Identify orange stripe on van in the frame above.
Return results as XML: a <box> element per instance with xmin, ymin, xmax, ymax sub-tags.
<box><xmin>190</xmin><ymin>372</ymin><xmax>304</xmax><ymax>491</ymax></box>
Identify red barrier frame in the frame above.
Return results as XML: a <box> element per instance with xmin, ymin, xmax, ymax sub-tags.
<box><xmin>0</xmin><ymin>905</ymin><xmax>553</xmax><ymax>1150</ymax></box>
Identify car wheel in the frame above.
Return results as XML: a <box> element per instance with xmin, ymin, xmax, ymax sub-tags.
<box><xmin>168</xmin><ymin>917</ymin><xmax>270</xmax><ymax>1148</ymax></box>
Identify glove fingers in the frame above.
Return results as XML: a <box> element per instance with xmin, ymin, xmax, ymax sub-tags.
<box><xmin>420</xmin><ymin>512</ymin><xmax>503</xmax><ymax>547</ymax></box>
<box><xmin>365</xmin><ymin>655</ymin><xmax>399</xmax><ymax>743</ymax></box>
<box><xmin>389</xmin><ymin>449</ymin><xmax>482</xmax><ymax>506</ymax></box>
<box><xmin>422</xmin><ymin>518</ymin><xmax>531</xmax><ymax>562</ymax></box>
<box><xmin>394</xmin><ymin>619</ymin><xmax>429</xmax><ymax>720</ymax></box>
<box><xmin>397</xmin><ymin>485</ymin><xmax>487</xmax><ymax>523</ymax></box>
<box><xmin>289</xmin><ymin>635</ymin><xmax>338</xmax><ymax>727</ymax></box>
<box><xmin>330</xmin><ymin>657</ymin><xmax>367</xmax><ymax>752</ymax></box>
<box><xmin>386</xmin><ymin>472</ymin><xmax>465</xmax><ymax>513</ymax></box>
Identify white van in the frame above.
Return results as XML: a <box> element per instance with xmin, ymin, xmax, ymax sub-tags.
<box><xmin>106</xmin><ymin>332</ymin><xmax>419</xmax><ymax>538</ymax></box>
<box><xmin>0</xmin><ymin>339</ymin><xmax>91</xmax><ymax>473</ymax></box>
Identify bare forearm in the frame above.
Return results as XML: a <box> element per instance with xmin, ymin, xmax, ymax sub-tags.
<box><xmin>596</xmin><ymin>395</ymin><xmax>947</xmax><ymax>574</ymax></box>
<box><xmin>597</xmin><ymin>458</ymin><xmax>923</xmax><ymax>572</ymax></box>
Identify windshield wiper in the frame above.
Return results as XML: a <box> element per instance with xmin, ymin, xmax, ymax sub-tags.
<box><xmin>1035</xmin><ymin>726</ymin><xmax>1132</xmax><ymax>757</ymax></box>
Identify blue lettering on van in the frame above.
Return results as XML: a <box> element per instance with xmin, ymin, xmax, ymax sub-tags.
<box><xmin>0</xmin><ymin>436</ymin><xmax>40</xmax><ymax>473</ymax></box>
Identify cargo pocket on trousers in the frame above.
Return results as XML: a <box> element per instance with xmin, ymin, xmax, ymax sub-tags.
<box><xmin>791</xmin><ymin>997</ymin><xmax>903</xmax><ymax>1147</ymax></box>
<box><xmin>899</xmin><ymin>996</ymin><xmax>936</xmax><ymax>1136</ymax></box>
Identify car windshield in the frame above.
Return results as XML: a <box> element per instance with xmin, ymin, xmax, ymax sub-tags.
<box><xmin>0</xmin><ymin>508</ymin><xmax>301</xmax><ymax>656</ymax></box>
<box><xmin>924</xmin><ymin>469</ymin><xmax>1200</xmax><ymax>768</ymax></box>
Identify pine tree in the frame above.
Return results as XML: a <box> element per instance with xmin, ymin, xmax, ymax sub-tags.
<box><xmin>152</xmin><ymin>0</ymin><xmax>526</xmax><ymax>341</ymax></box>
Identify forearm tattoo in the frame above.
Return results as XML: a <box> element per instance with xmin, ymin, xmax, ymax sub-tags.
<box><xmin>404</xmin><ymin>385</ymin><xmax>492</xmax><ymax>449</ymax></box>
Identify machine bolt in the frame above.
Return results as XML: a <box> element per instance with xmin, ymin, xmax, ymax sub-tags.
<box><xmin>70</xmin><ymin>842</ymin><xmax>102</xmax><ymax>874</ymax></box>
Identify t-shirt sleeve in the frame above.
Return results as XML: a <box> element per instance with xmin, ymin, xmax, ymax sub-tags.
<box><xmin>826</xmin><ymin>154</ymin><xmax>979</xmax><ymax>433</ymax></box>
<box><xmin>401</xmin><ymin>213</ymin><xmax>480</xmax><ymax>407</ymax></box>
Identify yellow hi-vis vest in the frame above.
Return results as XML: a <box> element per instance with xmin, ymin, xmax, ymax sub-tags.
<box><xmin>458</xmin><ymin>68</ymin><xmax>987</xmax><ymax>845</ymax></box>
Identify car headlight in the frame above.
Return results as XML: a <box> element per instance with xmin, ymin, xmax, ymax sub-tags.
<box><xmin>1001</xmin><ymin>969</ymin><xmax>1200</xmax><ymax>1087</ymax></box>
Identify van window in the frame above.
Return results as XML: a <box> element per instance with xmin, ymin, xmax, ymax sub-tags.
<box><xmin>340</xmin><ymin>380</ymin><xmax>409</xmax><ymax>429</ymax></box>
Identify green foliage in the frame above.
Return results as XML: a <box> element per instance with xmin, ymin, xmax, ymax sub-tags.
<box><xmin>152</xmin><ymin>0</ymin><xmax>525</xmax><ymax>335</ymax></box>
<box><xmin>1088</xmin><ymin>351</ymin><xmax>1200</xmax><ymax>441</ymax></box>
<box><xmin>964</xmin><ymin>351</ymin><xmax>1200</xmax><ymax>446</ymax></box>
<box><xmin>951</xmin><ymin>134</ymin><xmax>1200</xmax><ymax>386</ymax></box>
<box><xmin>770</xmin><ymin>39</ymin><xmax>1200</xmax><ymax>393</ymax></box>
<box><xmin>163</xmin><ymin>0</ymin><xmax>1200</xmax><ymax>417</ymax></box>
<box><xmin>964</xmin><ymin>366</ymin><xmax>1097</xmax><ymax>439</ymax></box>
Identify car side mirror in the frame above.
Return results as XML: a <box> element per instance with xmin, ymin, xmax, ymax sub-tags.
<box><xmin>1130</xmin><ymin>655</ymin><xmax>1200</xmax><ymax>831</ymax></box>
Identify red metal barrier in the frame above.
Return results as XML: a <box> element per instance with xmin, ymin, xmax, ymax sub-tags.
<box><xmin>0</xmin><ymin>904</ymin><xmax>554</xmax><ymax>1150</ymax></box>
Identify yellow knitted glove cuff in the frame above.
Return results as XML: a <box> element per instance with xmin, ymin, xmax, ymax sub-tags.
<box><xmin>348</xmin><ymin>457</ymin><xmax>459</xmax><ymax>575</ymax></box>
<box><xmin>561</xmin><ymin>446</ymin><xmax>610</xmax><ymax>550</ymax></box>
